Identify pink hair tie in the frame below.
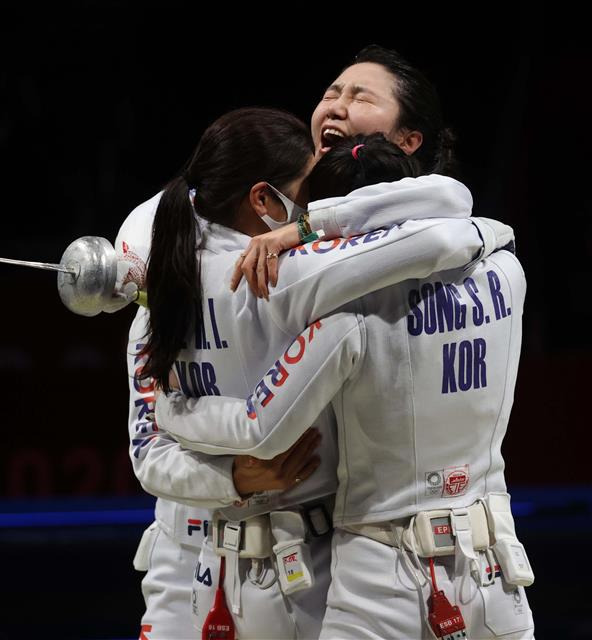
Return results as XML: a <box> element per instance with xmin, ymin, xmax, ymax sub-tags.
<box><xmin>352</xmin><ymin>144</ymin><xmax>365</xmax><ymax>160</ymax></box>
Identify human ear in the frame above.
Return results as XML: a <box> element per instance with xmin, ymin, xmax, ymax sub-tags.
<box><xmin>395</xmin><ymin>129</ymin><xmax>423</xmax><ymax>155</ymax></box>
<box><xmin>248</xmin><ymin>182</ymin><xmax>272</xmax><ymax>218</ymax></box>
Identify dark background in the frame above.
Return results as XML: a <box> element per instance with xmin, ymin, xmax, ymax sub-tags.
<box><xmin>0</xmin><ymin>4</ymin><xmax>590</xmax><ymax>639</ymax></box>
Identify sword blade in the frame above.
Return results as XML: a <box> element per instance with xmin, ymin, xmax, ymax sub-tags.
<box><xmin>0</xmin><ymin>256</ymin><xmax>76</xmax><ymax>275</ymax></box>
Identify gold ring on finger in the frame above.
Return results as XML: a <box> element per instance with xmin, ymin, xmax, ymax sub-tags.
<box><xmin>266</xmin><ymin>252</ymin><xmax>278</xmax><ymax>260</ymax></box>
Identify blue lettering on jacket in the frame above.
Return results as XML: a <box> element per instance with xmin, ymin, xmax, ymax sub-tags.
<box><xmin>442</xmin><ymin>338</ymin><xmax>487</xmax><ymax>394</ymax></box>
<box><xmin>487</xmin><ymin>270</ymin><xmax>511</xmax><ymax>320</ymax></box>
<box><xmin>339</xmin><ymin>236</ymin><xmax>360</xmax><ymax>249</ymax></box>
<box><xmin>464</xmin><ymin>277</ymin><xmax>484</xmax><ymax>326</ymax></box>
<box><xmin>363</xmin><ymin>229</ymin><xmax>384</xmax><ymax>243</ymax></box>
<box><xmin>132</xmin><ymin>342</ymin><xmax>157</xmax><ymax>459</ymax></box>
<box><xmin>442</xmin><ymin>342</ymin><xmax>457</xmax><ymax>393</ymax></box>
<box><xmin>287</xmin><ymin>228</ymin><xmax>395</xmax><ymax>258</ymax></box>
<box><xmin>254</xmin><ymin>380</ymin><xmax>274</xmax><ymax>407</ymax></box>
<box><xmin>288</xmin><ymin>244</ymin><xmax>310</xmax><ymax>256</ymax></box>
<box><xmin>435</xmin><ymin>282</ymin><xmax>455</xmax><ymax>333</ymax></box>
<box><xmin>450</xmin><ymin>284</ymin><xmax>467</xmax><ymax>330</ymax></box>
<box><xmin>193</xmin><ymin>298</ymin><xmax>230</xmax><ymax>350</ymax></box>
<box><xmin>407</xmin><ymin>288</ymin><xmax>423</xmax><ymax>336</ymax></box>
<box><xmin>313</xmin><ymin>239</ymin><xmax>341</xmax><ymax>253</ymax></box>
<box><xmin>174</xmin><ymin>360</ymin><xmax>221</xmax><ymax>398</ymax></box>
<box><xmin>422</xmin><ymin>283</ymin><xmax>438</xmax><ymax>335</ymax></box>
<box><xmin>268</xmin><ymin>360</ymin><xmax>289</xmax><ymax>387</ymax></box>
<box><xmin>194</xmin><ymin>314</ymin><xmax>209</xmax><ymax>350</ymax></box>
<box><xmin>245</xmin><ymin>320</ymin><xmax>323</xmax><ymax>418</ymax></box>
<box><xmin>134</xmin><ymin>397</ymin><xmax>154</xmax><ymax>421</ymax></box>
<box><xmin>407</xmin><ymin>282</ymin><xmax>469</xmax><ymax>336</ymax></box>
<box><xmin>208</xmin><ymin>298</ymin><xmax>229</xmax><ymax>349</ymax></box>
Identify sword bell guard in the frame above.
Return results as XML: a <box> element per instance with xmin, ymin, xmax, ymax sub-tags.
<box><xmin>57</xmin><ymin>236</ymin><xmax>118</xmax><ymax>316</ymax></box>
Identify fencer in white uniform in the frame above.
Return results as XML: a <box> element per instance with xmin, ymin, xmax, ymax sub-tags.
<box><xmin>120</xmin><ymin>192</ymin><xmax>326</xmax><ymax>640</ymax></box>
<box><xmin>118</xmin><ymin>175</ymin><xmax>507</xmax><ymax>638</ymax></box>
<box><xmin>119</xmin><ymin>192</ymin><xmax>226</xmax><ymax>640</ymax></box>
<box><xmin>113</xmin><ymin>43</ymin><xmax>486</xmax><ymax>638</ymax></box>
<box><xmin>157</xmin><ymin>213</ymin><xmax>535</xmax><ymax>637</ymax></box>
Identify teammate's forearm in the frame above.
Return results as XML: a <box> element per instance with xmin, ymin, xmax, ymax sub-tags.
<box><xmin>127</xmin><ymin>307</ymin><xmax>241</xmax><ymax>506</ymax></box>
<box><xmin>132</xmin><ymin>440</ymin><xmax>241</xmax><ymax>507</ymax></box>
<box><xmin>308</xmin><ymin>174</ymin><xmax>472</xmax><ymax>239</ymax></box>
<box><xmin>268</xmin><ymin>217</ymin><xmax>507</xmax><ymax>338</ymax></box>
<box><xmin>157</xmin><ymin>313</ymin><xmax>365</xmax><ymax>457</ymax></box>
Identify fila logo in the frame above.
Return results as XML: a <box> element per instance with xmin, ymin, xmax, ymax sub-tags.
<box><xmin>195</xmin><ymin>561</ymin><xmax>213</xmax><ymax>587</ymax></box>
<box><xmin>187</xmin><ymin>518</ymin><xmax>210</xmax><ymax>537</ymax></box>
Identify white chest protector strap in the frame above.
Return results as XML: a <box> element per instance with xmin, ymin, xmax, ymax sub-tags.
<box><xmin>451</xmin><ymin>508</ymin><xmax>481</xmax><ymax>590</ymax></box>
<box><xmin>222</xmin><ymin>522</ymin><xmax>242</xmax><ymax>615</ymax></box>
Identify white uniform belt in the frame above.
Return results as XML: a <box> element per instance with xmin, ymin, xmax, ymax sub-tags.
<box><xmin>344</xmin><ymin>501</ymin><xmax>492</xmax><ymax>557</ymax></box>
<box><xmin>213</xmin><ymin>495</ymin><xmax>334</xmax><ymax>559</ymax></box>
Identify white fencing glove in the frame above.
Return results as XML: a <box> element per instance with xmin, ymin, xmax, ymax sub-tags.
<box><xmin>102</xmin><ymin>259</ymin><xmax>141</xmax><ymax>313</ymax></box>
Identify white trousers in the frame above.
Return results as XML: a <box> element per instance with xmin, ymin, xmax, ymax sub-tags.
<box><xmin>194</xmin><ymin>532</ymin><xmax>332</xmax><ymax>639</ymax></box>
<box><xmin>320</xmin><ymin>530</ymin><xmax>535</xmax><ymax>640</ymax></box>
<box><xmin>136</xmin><ymin>522</ymin><xmax>200</xmax><ymax>640</ymax></box>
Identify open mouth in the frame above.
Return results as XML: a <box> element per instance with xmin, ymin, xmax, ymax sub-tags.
<box><xmin>320</xmin><ymin>128</ymin><xmax>346</xmax><ymax>152</ymax></box>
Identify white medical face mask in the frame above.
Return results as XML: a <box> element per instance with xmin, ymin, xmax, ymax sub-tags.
<box><xmin>261</xmin><ymin>183</ymin><xmax>306</xmax><ymax>231</ymax></box>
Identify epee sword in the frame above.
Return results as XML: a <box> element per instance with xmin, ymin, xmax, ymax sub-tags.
<box><xmin>0</xmin><ymin>236</ymin><xmax>120</xmax><ymax>317</ymax></box>
<box><xmin>0</xmin><ymin>257</ymin><xmax>77</xmax><ymax>274</ymax></box>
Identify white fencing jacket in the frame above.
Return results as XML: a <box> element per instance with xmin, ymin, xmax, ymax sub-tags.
<box><xmin>121</xmin><ymin>176</ymin><xmax>513</xmax><ymax>529</ymax></box>
<box><xmin>158</xmin><ymin>247</ymin><xmax>525</xmax><ymax>527</ymax></box>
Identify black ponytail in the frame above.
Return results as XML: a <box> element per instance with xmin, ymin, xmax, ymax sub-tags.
<box><xmin>140</xmin><ymin>175</ymin><xmax>199</xmax><ymax>391</ymax></box>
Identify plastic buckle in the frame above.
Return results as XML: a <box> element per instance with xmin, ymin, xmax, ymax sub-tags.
<box><xmin>302</xmin><ymin>503</ymin><xmax>332</xmax><ymax>537</ymax></box>
<box><xmin>223</xmin><ymin>522</ymin><xmax>242</xmax><ymax>552</ymax></box>
<box><xmin>450</xmin><ymin>509</ymin><xmax>470</xmax><ymax>535</ymax></box>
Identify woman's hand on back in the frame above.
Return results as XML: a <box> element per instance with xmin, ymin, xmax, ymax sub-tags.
<box><xmin>232</xmin><ymin>427</ymin><xmax>321</xmax><ymax>498</ymax></box>
<box><xmin>230</xmin><ymin>223</ymin><xmax>300</xmax><ymax>299</ymax></box>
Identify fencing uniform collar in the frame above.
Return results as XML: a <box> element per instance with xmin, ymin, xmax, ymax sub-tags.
<box><xmin>201</xmin><ymin>222</ymin><xmax>250</xmax><ymax>254</ymax></box>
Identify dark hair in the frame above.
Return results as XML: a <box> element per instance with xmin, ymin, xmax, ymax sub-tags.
<box><xmin>351</xmin><ymin>44</ymin><xmax>457</xmax><ymax>177</ymax></box>
<box><xmin>142</xmin><ymin>107</ymin><xmax>314</xmax><ymax>390</ymax></box>
<box><xmin>309</xmin><ymin>133</ymin><xmax>421</xmax><ymax>201</ymax></box>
